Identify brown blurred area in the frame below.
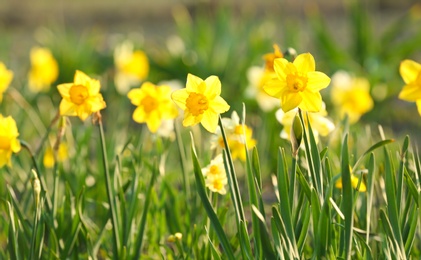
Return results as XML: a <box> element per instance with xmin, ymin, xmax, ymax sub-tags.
<box><xmin>0</xmin><ymin>0</ymin><xmax>417</xmax><ymax>32</ymax></box>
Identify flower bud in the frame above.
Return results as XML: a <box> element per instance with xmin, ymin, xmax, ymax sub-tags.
<box><xmin>291</xmin><ymin>113</ymin><xmax>303</xmax><ymax>157</ymax></box>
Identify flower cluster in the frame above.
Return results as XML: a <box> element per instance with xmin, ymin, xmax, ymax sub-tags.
<box><xmin>212</xmin><ymin>111</ymin><xmax>256</xmax><ymax>161</ymax></box>
<box><xmin>201</xmin><ymin>154</ymin><xmax>228</xmax><ymax>195</ymax></box>
<box><xmin>114</xmin><ymin>41</ymin><xmax>149</xmax><ymax>94</ymax></box>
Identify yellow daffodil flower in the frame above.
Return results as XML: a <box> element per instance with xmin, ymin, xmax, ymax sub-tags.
<box><xmin>245</xmin><ymin>67</ymin><xmax>280</xmax><ymax>112</ymax></box>
<box><xmin>57</xmin><ymin>70</ymin><xmax>106</xmax><ymax>121</ymax></box>
<box><xmin>0</xmin><ymin>115</ymin><xmax>21</xmax><ymax>167</ymax></box>
<box><xmin>114</xmin><ymin>41</ymin><xmax>149</xmax><ymax>94</ymax></box>
<box><xmin>127</xmin><ymin>82</ymin><xmax>178</xmax><ymax>133</ymax></box>
<box><xmin>398</xmin><ymin>59</ymin><xmax>421</xmax><ymax>115</ymax></box>
<box><xmin>28</xmin><ymin>47</ymin><xmax>59</xmax><ymax>92</ymax></box>
<box><xmin>245</xmin><ymin>44</ymin><xmax>284</xmax><ymax>111</ymax></box>
<box><xmin>263</xmin><ymin>44</ymin><xmax>284</xmax><ymax>72</ymax></box>
<box><xmin>171</xmin><ymin>73</ymin><xmax>230</xmax><ymax>133</ymax></box>
<box><xmin>264</xmin><ymin>53</ymin><xmax>330</xmax><ymax>112</ymax></box>
<box><xmin>201</xmin><ymin>154</ymin><xmax>228</xmax><ymax>195</ymax></box>
<box><xmin>335</xmin><ymin>174</ymin><xmax>367</xmax><ymax>192</ymax></box>
<box><xmin>212</xmin><ymin>111</ymin><xmax>256</xmax><ymax>161</ymax></box>
<box><xmin>276</xmin><ymin>102</ymin><xmax>334</xmax><ymax>144</ymax></box>
<box><xmin>330</xmin><ymin>71</ymin><xmax>373</xmax><ymax>123</ymax></box>
<box><xmin>0</xmin><ymin>62</ymin><xmax>13</xmax><ymax>103</ymax></box>
<box><xmin>43</xmin><ymin>142</ymin><xmax>69</xmax><ymax>168</ymax></box>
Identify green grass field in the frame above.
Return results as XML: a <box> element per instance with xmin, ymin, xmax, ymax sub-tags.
<box><xmin>1</xmin><ymin>1</ymin><xmax>421</xmax><ymax>259</ymax></box>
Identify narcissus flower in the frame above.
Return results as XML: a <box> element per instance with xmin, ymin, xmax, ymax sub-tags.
<box><xmin>398</xmin><ymin>59</ymin><xmax>421</xmax><ymax>116</ymax></box>
<box><xmin>276</xmin><ymin>103</ymin><xmax>334</xmax><ymax>144</ymax></box>
<box><xmin>128</xmin><ymin>82</ymin><xmax>178</xmax><ymax>133</ymax></box>
<box><xmin>43</xmin><ymin>142</ymin><xmax>69</xmax><ymax>168</ymax></box>
<box><xmin>57</xmin><ymin>70</ymin><xmax>106</xmax><ymax>121</ymax></box>
<box><xmin>335</xmin><ymin>171</ymin><xmax>367</xmax><ymax>192</ymax></box>
<box><xmin>246</xmin><ymin>44</ymin><xmax>284</xmax><ymax>111</ymax></box>
<box><xmin>264</xmin><ymin>53</ymin><xmax>330</xmax><ymax>112</ymax></box>
<box><xmin>0</xmin><ymin>115</ymin><xmax>21</xmax><ymax>167</ymax></box>
<box><xmin>171</xmin><ymin>74</ymin><xmax>230</xmax><ymax>133</ymax></box>
<box><xmin>28</xmin><ymin>47</ymin><xmax>59</xmax><ymax>92</ymax></box>
<box><xmin>330</xmin><ymin>71</ymin><xmax>373</xmax><ymax>123</ymax></box>
<box><xmin>114</xmin><ymin>41</ymin><xmax>149</xmax><ymax>94</ymax></box>
<box><xmin>0</xmin><ymin>62</ymin><xmax>13</xmax><ymax>103</ymax></box>
<box><xmin>212</xmin><ymin>111</ymin><xmax>256</xmax><ymax>161</ymax></box>
<box><xmin>201</xmin><ymin>154</ymin><xmax>228</xmax><ymax>195</ymax></box>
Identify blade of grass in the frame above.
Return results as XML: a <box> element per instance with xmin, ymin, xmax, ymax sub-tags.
<box><xmin>341</xmin><ymin>134</ymin><xmax>353</xmax><ymax>260</ymax></box>
<box><xmin>383</xmin><ymin>148</ymin><xmax>405</xmax><ymax>257</ymax></box>
<box><xmin>132</xmin><ymin>160</ymin><xmax>158</xmax><ymax>260</ymax></box>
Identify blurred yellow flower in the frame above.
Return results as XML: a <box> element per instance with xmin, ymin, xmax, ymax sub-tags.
<box><xmin>212</xmin><ymin>111</ymin><xmax>256</xmax><ymax>161</ymax></box>
<box><xmin>0</xmin><ymin>62</ymin><xmax>13</xmax><ymax>103</ymax></box>
<box><xmin>245</xmin><ymin>44</ymin><xmax>284</xmax><ymax>112</ymax></box>
<box><xmin>276</xmin><ymin>103</ymin><xmax>334</xmax><ymax>144</ymax></box>
<box><xmin>0</xmin><ymin>115</ymin><xmax>21</xmax><ymax>167</ymax></box>
<box><xmin>43</xmin><ymin>142</ymin><xmax>69</xmax><ymax>168</ymax></box>
<box><xmin>114</xmin><ymin>41</ymin><xmax>149</xmax><ymax>94</ymax></box>
<box><xmin>398</xmin><ymin>59</ymin><xmax>421</xmax><ymax>116</ymax></box>
<box><xmin>335</xmin><ymin>173</ymin><xmax>367</xmax><ymax>192</ymax></box>
<box><xmin>57</xmin><ymin>70</ymin><xmax>106</xmax><ymax>121</ymax></box>
<box><xmin>264</xmin><ymin>53</ymin><xmax>330</xmax><ymax>112</ymax></box>
<box><xmin>263</xmin><ymin>44</ymin><xmax>283</xmax><ymax>72</ymax></box>
<box><xmin>201</xmin><ymin>154</ymin><xmax>228</xmax><ymax>195</ymax></box>
<box><xmin>171</xmin><ymin>73</ymin><xmax>230</xmax><ymax>133</ymax></box>
<box><xmin>28</xmin><ymin>47</ymin><xmax>59</xmax><ymax>92</ymax></box>
<box><xmin>128</xmin><ymin>82</ymin><xmax>178</xmax><ymax>133</ymax></box>
<box><xmin>330</xmin><ymin>71</ymin><xmax>373</xmax><ymax>123</ymax></box>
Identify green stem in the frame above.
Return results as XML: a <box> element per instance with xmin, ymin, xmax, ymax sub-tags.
<box><xmin>175</xmin><ymin>120</ymin><xmax>190</xmax><ymax>198</ymax></box>
<box><xmin>98</xmin><ymin>117</ymin><xmax>120</xmax><ymax>258</ymax></box>
<box><xmin>20</xmin><ymin>141</ymin><xmax>52</xmax><ymax>212</ymax></box>
<box><xmin>28</xmin><ymin>197</ymin><xmax>41</xmax><ymax>260</ymax></box>
<box><xmin>289</xmin><ymin>155</ymin><xmax>298</xmax><ymax>211</ymax></box>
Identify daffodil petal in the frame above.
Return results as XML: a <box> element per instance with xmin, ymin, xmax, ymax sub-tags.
<box><xmin>398</xmin><ymin>84</ymin><xmax>421</xmax><ymax>101</ymax></box>
<box><xmin>59</xmin><ymin>99</ymin><xmax>77</xmax><ymax>116</ymax></box>
<box><xmin>57</xmin><ymin>83</ymin><xmax>73</xmax><ymax>98</ymax></box>
<box><xmin>186</xmin><ymin>73</ymin><xmax>203</xmax><ymax>92</ymax></box>
<box><xmin>204</xmin><ymin>75</ymin><xmax>221</xmax><ymax>99</ymax></box>
<box><xmin>201</xmin><ymin>110</ymin><xmax>218</xmax><ymax>133</ymax></box>
<box><xmin>400</xmin><ymin>59</ymin><xmax>421</xmax><ymax>84</ymax></box>
<box><xmin>307</xmin><ymin>71</ymin><xmax>331</xmax><ymax>91</ymax></box>
<box><xmin>293</xmin><ymin>53</ymin><xmax>315</xmax><ymax>73</ymax></box>
<box><xmin>133</xmin><ymin>107</ymin><xmax>146</xmax><ymax>123</ymax></box>
<box><xmin>273</xmin><ymin>58</ymin><xmax>290</xmax><ymax>80</ymax></box>
<box><xmin>281</xmin><ymin>92</ymin><xmax>302</xmax><ymax>112</ymax></box>
<box><xmin>299</xmin><ymin>91</ymin><xmax>322</xmax><ymax>112</ymax></box>
<box><xmin>263</xmin><ymin>79</ymin><xmax>287</xmax><ymax>98</ymax></box>
<box><xmin>183</xmin><ymin>111</ymin><xmax>201</xmax><ymax>127</ymax></box>
<box><xmin>209</xmin><ymin>96</ymin><xmax>230</xmax><ymax>114</ymax></box>
<box><xmin>146</xmin><ymin>111</ymin><xmax>161</xmax><ymax>133</ymax></box>
<box><xmin>171</xmin><ymin>89</ymin><xmax>189</xmax><ymax>110</ymax></box>
<box><xmin>127</xmin><ymin>88</ymin><xmax>143</xmax><ymax>105</ymax></box>
<box><xmin>74</xmin><ymin>70</ymin><xmax>91</xmax><ymax>85</ymax></box>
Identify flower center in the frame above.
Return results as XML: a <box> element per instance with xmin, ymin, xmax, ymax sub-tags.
<box><xmin>287</xmin><ymin>74</ymin><xmax>307</xmax><ymax>92</ymax></box>
<box><xmin>0</xmin><ymin>136</ymin><xmax>11</xmax><ymax>150</ymax></box>
<box><xmin>141</xmin><ymin>95</ymin><xmax>158</xmax><ymax>113</ymax></box>
<box><xmin>209</xmin><ymin>165</ymin><xmax>220</xmax><ymax>176</ymax></box>
<box><xmin>69</xmin><ymin>84</ymin><xmax>89</xmax><ymax>105</ymax></box>
<box><xmin>416</xmin><ymin>71</ymin><xmax>421</xmax><ymax>85</ymax></box>
<box><xmin>211</xmin><ymin>178</ymin><xmax>224</xmax><ymax>191</ymax></box>
<box><xmin>185</xmin><ymin>92</ymin><xmax>209</xmax><ymax>116</ymax></box>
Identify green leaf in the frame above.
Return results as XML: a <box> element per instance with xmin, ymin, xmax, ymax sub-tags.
<box><xmin>341</xmin><ymin>134</ymin><xmax>353</xmax><ymax>260</ymax></box>
<box><xmin>190</xmin><ymin>140</ymin><xmax>236</xmax><ymax>260</ymax></box>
